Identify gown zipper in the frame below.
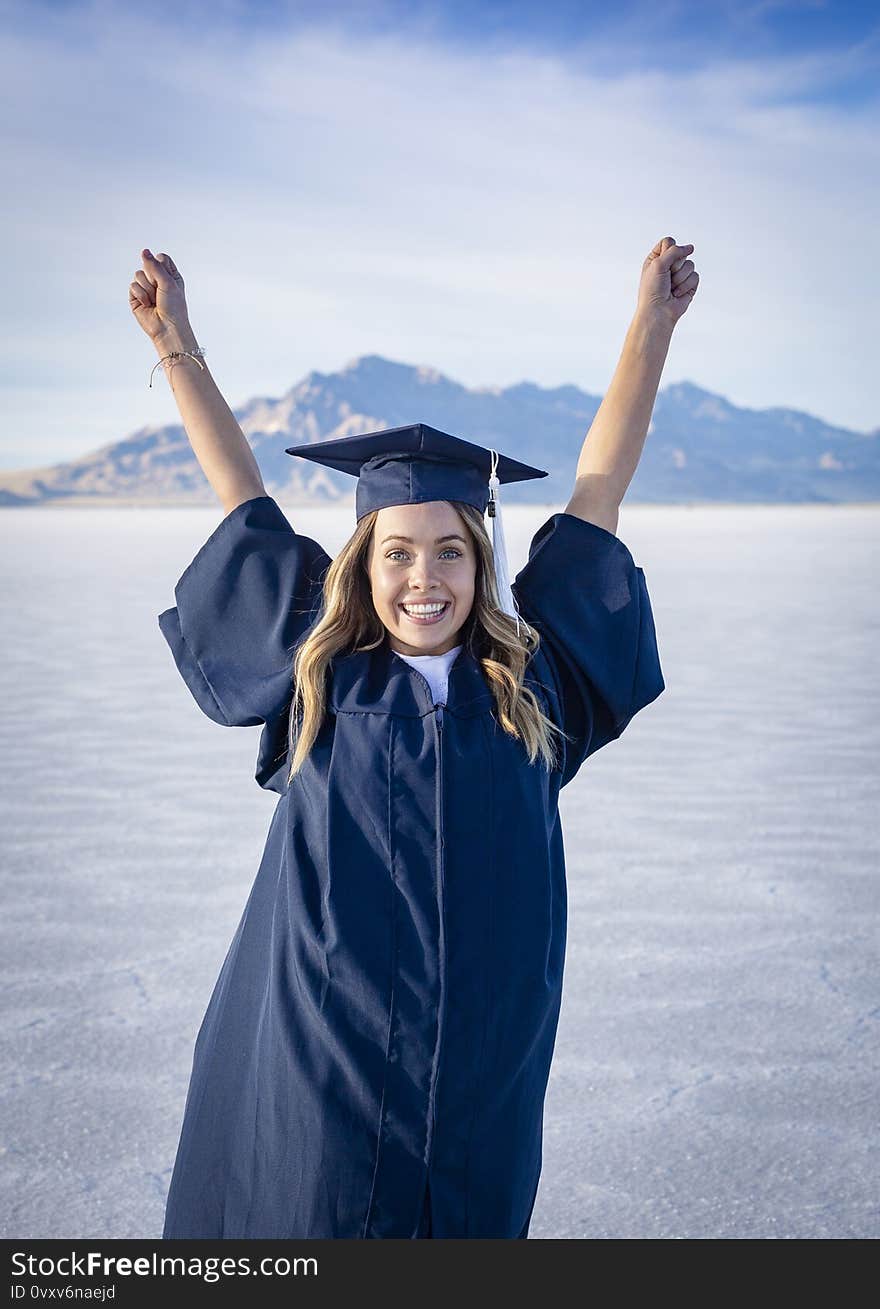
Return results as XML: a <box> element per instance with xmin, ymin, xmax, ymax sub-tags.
<box><xmin>405</xmin><ymin>665</ymin><xmax>447</xmax><ymax>1230</ymax></box>
<box><xmin>424</xmin><ymin>700</ymin><xmax>445</xmax><ymax>1224</ymax></box>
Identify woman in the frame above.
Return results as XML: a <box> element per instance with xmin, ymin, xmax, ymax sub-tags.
<box><xmin>130</xmin><ymin>236</ymin><xmax>698</xmax><ymax>1239</ymax></box>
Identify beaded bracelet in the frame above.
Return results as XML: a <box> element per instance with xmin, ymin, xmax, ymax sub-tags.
<box><xmin>149</xmin><ymin>346</ymin><xmax>207</xmax><ymax>388</ymax></box>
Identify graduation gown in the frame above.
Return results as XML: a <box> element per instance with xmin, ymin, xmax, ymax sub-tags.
<box><xmin>158</xmin><ymin>494</ymin><xmax>664</xmax><ymax>1239</ymax></box>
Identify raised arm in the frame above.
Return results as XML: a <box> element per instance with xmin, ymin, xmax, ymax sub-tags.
<box><xmin>129</xmin><ymin>249</ymin><xmax>267</xmax><ymax>517</ymax></box>
<box><xmin>565</xmin><ymin>236</ymin><xmax>700</xmax><ymax>536</ymax></box>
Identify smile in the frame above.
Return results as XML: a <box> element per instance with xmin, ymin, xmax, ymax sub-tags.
<box><xmin>399</xmin><ymin>601</ymin><xmax>450</xmax><ymax>625</ymax></box>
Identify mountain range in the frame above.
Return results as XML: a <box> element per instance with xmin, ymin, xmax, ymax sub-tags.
<box><xmin>1</xmin><ymin>353</ymin><xmax>877</xmax><ymax>506</ymax></box>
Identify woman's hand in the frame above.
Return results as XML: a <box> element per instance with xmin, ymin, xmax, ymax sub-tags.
<box><xmin>635</xmin><ymin>236</ymin><xmax>700</xmax><ymax>329</ymax></box>
<box><xmin>129</xmin><ymin>249</ymin><xmax>194</xmax><ymax>347</ymax></box>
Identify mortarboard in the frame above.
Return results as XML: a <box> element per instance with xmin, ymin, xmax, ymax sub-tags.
<box><xmin>285</xmin><ymin>423</ymin><xmax>548</xmax><ymax>636</ymax></box>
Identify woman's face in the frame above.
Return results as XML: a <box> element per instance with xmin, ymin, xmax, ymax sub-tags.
<box><xmin>366</xmin><ymin>500</ymin><xmax>477</xmax><ymax>656</ymax></box>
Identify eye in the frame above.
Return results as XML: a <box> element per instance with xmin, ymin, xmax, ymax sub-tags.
<box><xmin>384</xmin><ymin>547</ymin><xmax>463</xmax><ymax>561</ymax></box>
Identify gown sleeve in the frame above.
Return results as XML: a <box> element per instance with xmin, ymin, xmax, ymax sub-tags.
<box><xmin>512</xmin><ymin>511</ymin><xmax>665</xmax><ymax>788</ymax></box>
<box><xmin>158</xmin><ymin>494</ymin><xmax>331</xmax><ymax>791</ymax></box>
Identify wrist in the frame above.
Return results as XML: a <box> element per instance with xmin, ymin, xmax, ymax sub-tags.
<box><xmin>153</xmin><ymin>324</ymin><xmax>200</xmax><ymax>358</ymax></box>
<box><xmin>630</xmin><ymin>308</ymin><xmax>675</xmax><ymax>341</ymax></box>
<box><xmin>627</xmin><ymin>311</ymin><xmax>675</xmax><ymax>357</ymax></box>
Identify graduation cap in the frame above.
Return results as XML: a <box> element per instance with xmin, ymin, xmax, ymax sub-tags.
<box><xmin>285</xmin><ymin>423</ymin><xmax>548</xmax><ymax>636</ymax></box>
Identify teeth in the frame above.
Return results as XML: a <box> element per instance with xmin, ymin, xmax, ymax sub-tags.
<box><xmin>402</xmin><ymin>602</ymin><xmax>447</xmax><ymax>615</ymax></box>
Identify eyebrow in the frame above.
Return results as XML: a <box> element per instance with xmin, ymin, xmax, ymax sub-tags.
<box><xmin>380</xmin><ymin>533</ymin><xmax>467</xmax><ymax>545</ymax></box>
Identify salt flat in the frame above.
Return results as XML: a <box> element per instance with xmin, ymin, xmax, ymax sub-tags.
<box><xmin>1</xmin><ymin>501</ymin><xmax>877</xmax><ymax>1239</ymax></box>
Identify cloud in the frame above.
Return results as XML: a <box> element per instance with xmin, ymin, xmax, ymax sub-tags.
<box><xmin>0</xmin><ymin>0</ymin><xmax>877</xmax><ymax>466</ymax></box>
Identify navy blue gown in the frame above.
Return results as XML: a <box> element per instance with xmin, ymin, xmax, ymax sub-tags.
<box><xmin>158</xmin><ymin>494</ymin><xmax>664</xmax><ymax>1239</ymax></box>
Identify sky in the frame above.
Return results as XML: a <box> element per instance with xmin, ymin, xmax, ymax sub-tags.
<box><xmin>1</xmin><ymin>0</ymin><xmax>878</xmax><ymax>470</ymax></box>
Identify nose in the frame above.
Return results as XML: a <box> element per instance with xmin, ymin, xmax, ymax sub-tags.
<box><xmin>407</xmin><ymin>556</ymin><xmax>439</xmax><ymax>591</ymax></box>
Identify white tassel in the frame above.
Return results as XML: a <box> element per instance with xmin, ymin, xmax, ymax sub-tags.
<box><xmin>487</xmin><ymin>450</ymin><xmax>523</xmax><ymax>640</ymax></box>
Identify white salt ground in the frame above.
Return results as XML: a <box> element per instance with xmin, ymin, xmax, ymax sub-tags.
<box><xmin>1</xmin><ymin>502</ymin><xmax>877</xmax><ymax>1239</ymax></box>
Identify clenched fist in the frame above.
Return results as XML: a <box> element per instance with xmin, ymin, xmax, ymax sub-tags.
<box><xmin>129</xmin><ymin>249</ymin><xmax>194</xmax><ymax>347</ymax></box>
<box><xmin>636</xmin><ymin>236</ymin><xmax>700</xmax><ymax>328</ymax></box>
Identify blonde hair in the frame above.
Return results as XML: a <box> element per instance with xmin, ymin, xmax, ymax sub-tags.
<box><xmin>286</xmin><ymin>501</ymin><xmax>567</xmax><ymax>783</ymax></box>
